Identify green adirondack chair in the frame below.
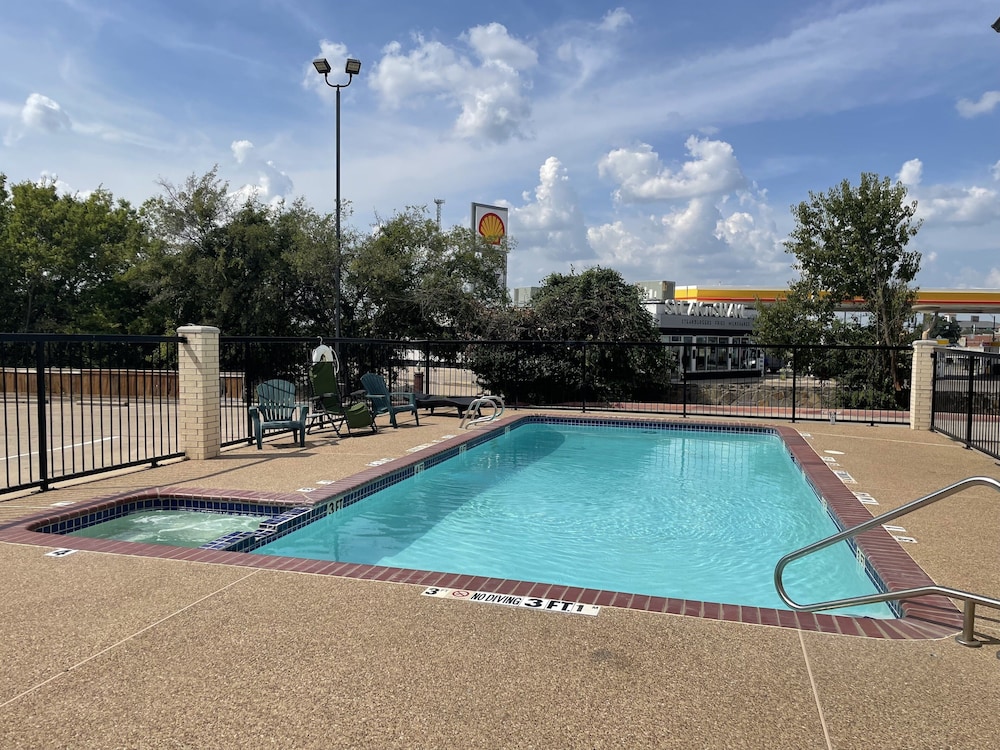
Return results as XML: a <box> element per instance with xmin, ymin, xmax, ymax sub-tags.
<box><xmin>248</xmin><ymin>379</ymin><xmax>308</xmax><ymax>450</ymax></box>
<box><xmin>360</xmin><ymin>372</ymin><xmax>419</xmax><ymax>428</ymax></box>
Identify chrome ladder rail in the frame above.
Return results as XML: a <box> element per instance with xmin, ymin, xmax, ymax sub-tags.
<box><xmin>774</xmin><ymin>476</ymin><xmax>1000</xmax><ymax>647</ymax></box>
<box><xmin>459</xmin><ymin>395</ymin><xmax>505</xmax><ymax>429</ymax></box>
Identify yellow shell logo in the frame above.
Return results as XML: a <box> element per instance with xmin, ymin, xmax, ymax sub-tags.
<box><xmin>478</xmin><ymin>212</ymin><xmax>506</xmax><ymax>245</ymax></box>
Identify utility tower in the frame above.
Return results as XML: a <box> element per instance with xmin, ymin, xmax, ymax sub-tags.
<box><xmin>434</xmin><ymin>198</ymin><xmax>445</xmax><ymax>229</ymax></box>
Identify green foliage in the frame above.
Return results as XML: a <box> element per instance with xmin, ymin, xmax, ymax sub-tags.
<box><xmin>346</xmin><ymin>206</ymin><xmax>509</xmax><ymax>339</ymax></box>
<box><xmin>467</xmin><ymin>267</ymin><xmax>674</xmax><ymax>404</ymax></box>
<box><xmin>0</xmin><ymin>169</ymin><xmax>509</xmax><ymax>341</ymax></box>
<box><xmin>755</xmin><ymin>172</ymin><xmax>921</xmax><ymax>392</ymax></box>
<box><xmin>0</xmin><ymin>175</ymin><xmax>151</xmax><ymax>333</ymax></box>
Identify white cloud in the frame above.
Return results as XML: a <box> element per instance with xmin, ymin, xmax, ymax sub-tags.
<box><xmin>919</xmin><ymin>186</ymin><xmax>1000</xmax><ymax>224</ymax></box>
<box><xmin>510</xmin><ymin>156</ymin><xmax>591</xmax><ymax>262</ymax></box>
<box><xmin>370</xmin><ymin>24</ymin><xmax>535</xmax><ymax>143</ymax></box>
<box><xmin>898</xmin><ymin>158</ymin><xmax>922</xmax><ymax>187</ymax></box>
<box><xmin>598</xmin><ymin>8</ymin><xmax>633</xmax><ymax>32</ymax></box>
<box><xmin>4</xmin><ymin>93</ymin><xmax>72</xmax><ymax>145</ymax></box>
<box><xmin>956</xmin><ymin>91</ymin><xmax>1000</xmax><ymax>118</ymax></box>
<box><xmin>22</xmin><ymin>93</ymin><xmax>72</xmax><ymax>133</ymax></box>
<box><xmin>231</xmin><ymin>139</ymin><xmax>254</xmax><ymax>165</ymax></box>
<box><xmin>582</xmin><ymin>137</ymin><xmax>783</xmax><ymax>283</ymax></box>
<box><xmin>229</xmin><ymin>139</ymin><xmax>294</xmax><ymax>206</ymax></box>
<box><xmin>900</xmin><ymin>157</ymin><xmax>1000</xmax><ymax>225</ymax></box>
<box><xmin>599</xmin><ymin>136</ymin><xmax>745</xmax><ymax>202</ymax></box>
<box><xmin>464</xmin><ymin>22</ymin><xmax>537</xmax><ymax>69</ymax></box>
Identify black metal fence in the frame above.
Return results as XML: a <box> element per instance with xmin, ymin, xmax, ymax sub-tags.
<box><xmin>1</xmin><ymin>333</ymin><xmax>185</xmax><ymax>494</ymax></box>
<box><xmin>932</xmin><ymin>348</ymin><xmax>1000</xmax><ymax>460</ymax></box>
<box><xmin>220</xmin><ymin>338</ymin><xmax>912</xmax><ymax>446</ymax></box>
<box><xmin>2</xmin><ymin>334</ymin><xmax>915</xmax><ymax>493</ymax></box>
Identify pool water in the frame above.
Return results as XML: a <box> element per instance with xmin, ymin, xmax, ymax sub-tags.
<box><xmin>69</xmin><ymin>510</ymin><xmax>270</xmax><ymax>548</ymax></box>
<box><xmin>254</xmin><ymin>423</ymin><xmax>893</xmax><ymax>617</ymax></box>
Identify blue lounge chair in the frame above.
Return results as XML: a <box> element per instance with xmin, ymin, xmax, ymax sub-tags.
<box><xmin>360</xmin><ymin>372</ymin><xmax>420</xmax><ymax>428</ymax></box>
<box><xmin>248</xmin><ymin>379</ymin><xmax>308</xmax><ymax>450</ymax></box>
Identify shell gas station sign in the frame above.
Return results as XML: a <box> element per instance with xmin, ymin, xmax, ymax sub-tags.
<box><xmin>471</xmin><ymin>203</ymin><xmax>508</xmax><ymax>245</ymax></box>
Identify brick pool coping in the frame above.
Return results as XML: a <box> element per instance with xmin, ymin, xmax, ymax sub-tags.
<box><xmin>0</xmin><ymin>413</ymin><xmax>963</xmax><ymax>641</ymax></box>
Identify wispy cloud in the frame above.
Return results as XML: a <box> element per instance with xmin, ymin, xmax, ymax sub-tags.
<box><xmin>956</xmin><ymin>91</ymin><xmax>1000</xmax><ymax>118</ymax></box>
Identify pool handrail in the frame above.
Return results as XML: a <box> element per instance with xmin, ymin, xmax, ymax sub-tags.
<box><xmin>460</xmin><ymin>395</ymin><xmax>505</xmax><ymax>429</ymax></box>
<box><xmin>773</xmin><ymin>476</ymin><xmax>1000</xmax><ymax>647</ymax></box>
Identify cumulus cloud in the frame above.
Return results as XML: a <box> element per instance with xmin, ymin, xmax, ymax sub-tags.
<box><xmin>464</xmin><ymin>22</ymin><xmax>538</xmax><ymax>69</ymax></box>
<box><xmin>599</xmin><ymin>136</ymin><xmax>746</xmax><ymax>203</ymax></box>
<box><xmin>897</xmin><ymin>158</ymin><xmax>922</xmax><ymax>187</ymax></box>
<box><xmin>586</xmin><ymin>135</ymin><xmax>782</xmax><ymax>283</ymax></box>
<box><xmin>231</xmin><ymin>139</ymin><xmax>254</xmax><ymax>165</ymax></box>
<box><xmin>956</xmin><ymin>91</ymin><xmax>1000</xmax><ymax>118</ymax></box>
<box><xmin>4</xmin><ymin>93</ymin><xmax>72</xmax><ymax>145</ymax></box>
<box><xmin>899</xmin><ymin>158</ymin><xmax>1000</xmax><ymax>225</ymax></box>
<box><xmin>370</xmin><ymin>24</ymin><xmax>536</xmax><ymax>143</ymax></box>
<box><xmin>510</xmin><ymin>156</ymin><xmax>591</xmax><ymax>261</ymax></box>
<box><xmin>22</xmin><ymin>93</ymin><xmax>72</xmax><ymax>133</ymax></box>
<box><xmin>228</xmin><ymin>139</ymin><xmax>294</xmax><ymax>206</ymax></box>
<box><xmin>919</xmin><ymin>186</ymin><xmax>1000</xmax><ymax>224</ymax></box>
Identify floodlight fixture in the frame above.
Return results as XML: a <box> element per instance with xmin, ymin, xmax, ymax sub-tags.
<box><xmin>313</xmin><ymin>58</ymin><xmax>332</xmax><ymax>75</ymax></box>
<box><xmin>345</xmin><ymin>58</ymin><xmax>362</xmax><ymax>75</ymax></box>
<box><xmin>993</xmin><ymin>16</ymin><xmax>1000</xmax><ymax>33</ymax></box>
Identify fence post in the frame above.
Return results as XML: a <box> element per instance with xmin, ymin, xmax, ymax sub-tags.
<box><xmin>964</xmin><ymin>353</ymin><xmax>976</xmax><ymax>447</ymax></box>
<box><xmin>790</xmin><ymin>348</ymin><xmax>798</xmax><ymax>423</ymax></box>
<box><xmin>177</xmin><ymin>325</ymin><xmax>221</xmax><ymax>460</ymax></box>
<box><xmin>682</xmin><ymin>345</ymin><xmax>689</xmax><ymax>418</ymax></box>
<box><xmin>909</xmin><ymin>340</ymin><xmax>937</xmax><ymax>431</ymax></box>
<box><xmin>34</xmin><ymin>340</ymin><xmax>50</xmax><ymax>490</ymax></box>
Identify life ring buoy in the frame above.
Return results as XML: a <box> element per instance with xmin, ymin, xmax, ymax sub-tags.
<box><xmin>311</xmin><ymin>344</ymin><xmax>335</xmax><ymax>362</ymax></box>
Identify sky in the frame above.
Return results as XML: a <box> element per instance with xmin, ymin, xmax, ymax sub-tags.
<box><xmin>2</xmin><ymin>0</ymin><xmax>1000</xmax><ymax>293</ymax></box>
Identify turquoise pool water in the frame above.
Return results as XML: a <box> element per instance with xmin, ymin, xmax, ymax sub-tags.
<box><xmin>69</xmin><ymin>510</ymin><xmax>270</xmax><ymax>548</ymax></box>
<box><xmin>254</xmin><ymin>423</ymin><xmax>893</xmax><ymax>617</ymax></box>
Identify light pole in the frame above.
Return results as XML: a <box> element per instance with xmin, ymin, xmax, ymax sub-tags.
<box><xmin>313</xmin><ymin>56</ymin><xmax>361</xmax><ymax>347</ymax></box>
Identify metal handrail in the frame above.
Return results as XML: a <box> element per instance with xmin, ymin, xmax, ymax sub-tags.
<box><xmin>774</xmin><ymin>476</ymin><xmax>1000</xmax><ymax>647</ymax></box>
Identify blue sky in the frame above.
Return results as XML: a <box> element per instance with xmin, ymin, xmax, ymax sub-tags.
<box><xmin>2</xmin><ymin>0</ymin><xmax>999</xmax><ymax>291</ymax></box>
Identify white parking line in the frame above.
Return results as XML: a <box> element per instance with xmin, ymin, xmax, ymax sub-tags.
<box><xmin>5</xmin><ymin>436</ymin><xmax>116</xmax><ymax>460</ymax></box>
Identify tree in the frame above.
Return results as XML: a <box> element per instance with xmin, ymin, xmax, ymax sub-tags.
<box><xmin>755</xmin><ymin>173</ymin><xmax>921</xmax><ymax>391</ymax></box>
<box><xmin>136</xmin><ymin>169</ymin><xmax>332</xmax><ymax>336</ymax></box>
<box><xmin>0</xmin><ymin>176</ymin><xmax>150</xmax><ymax>333</ymax></box>
<box><xmin>468</xmin><ymin>267</ymin><xmax>674</xmax><ymax>404</ymax></box>
<box><xmin>346</xmin><ymin>206</ymin><xmax>509</xmax><ymax>340</ymax></box>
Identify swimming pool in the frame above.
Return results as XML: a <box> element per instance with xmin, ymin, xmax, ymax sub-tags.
<box><xmin>10</xmin><ymin>415</ymin><xmax>962</xmax><ymax>637</ymax></box>
<box><xmin>253</xmin><ymin>421</ymin><xmax>893</xmax><ymax>617</ymax></box>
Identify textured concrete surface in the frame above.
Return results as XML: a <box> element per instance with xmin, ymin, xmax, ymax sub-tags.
<box><xmin>1</xmin><ymin>411</ymin><xmax>999</xmax><ymax>749</ymax></box>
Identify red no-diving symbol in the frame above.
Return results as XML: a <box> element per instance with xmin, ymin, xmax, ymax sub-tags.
<box><xmin>450</xmin><ymin>589</ymin><xmax>471</xmax><ymax>598</ymax></box>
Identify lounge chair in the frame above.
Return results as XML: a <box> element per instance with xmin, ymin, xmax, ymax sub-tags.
<box><xmin>308</xmin><ymin>361</ymin><xmax>376</xmax><ymax>436</ymax></box>
<box><xmin>360</xmin><ymin>372</ymin><xmax>420</xmax><ymax>428</ymax></box>
<box><xmin>413</xmin><ymin>393</ymin><xmax>477</xmax><ymax>416</ymax></box>
<box><xmin>248</xmin><ymin>379</ymin><xmax>308</xmax><ymax>450</ymax></box>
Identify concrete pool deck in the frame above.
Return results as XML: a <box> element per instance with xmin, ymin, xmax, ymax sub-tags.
<box><xmin>1</xmin><ymin>412</ymin><xmax>999</xmax><ymax>748</ymax></box>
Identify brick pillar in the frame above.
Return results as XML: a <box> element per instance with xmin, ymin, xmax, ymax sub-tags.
<box><xmin>178</xmin><ymin>325</ymin><xmax>221</xmax><ymax>459</ymax></box>
<box><xmin>909</xmin><ymin>339</ymin><xmax>937</xmax><ymax>431</ymax></box>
